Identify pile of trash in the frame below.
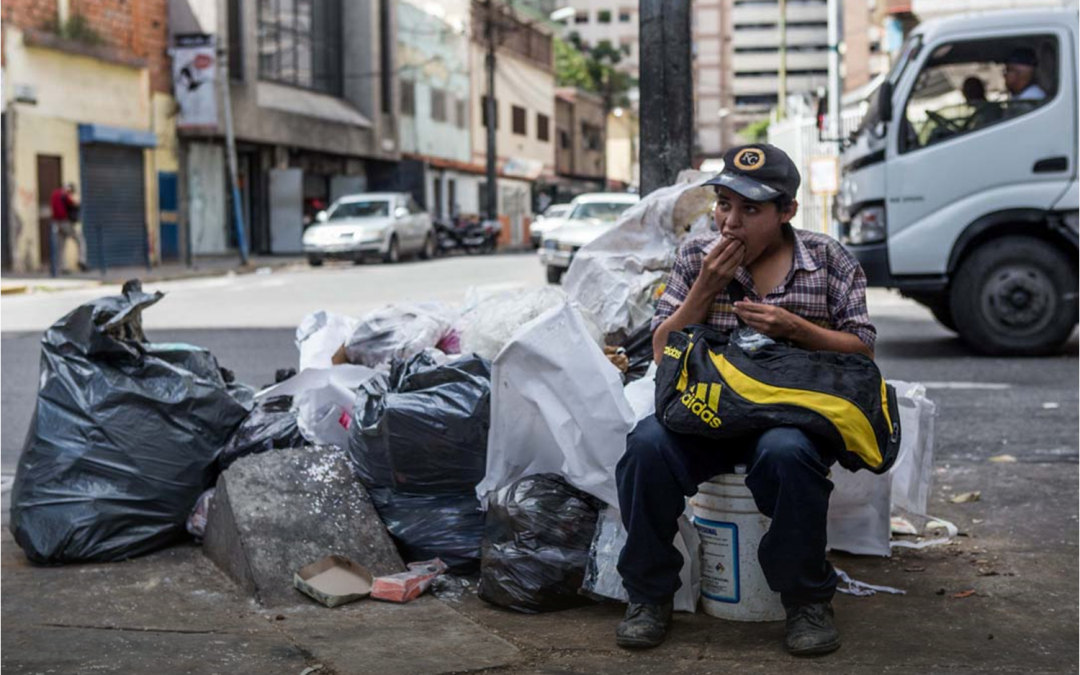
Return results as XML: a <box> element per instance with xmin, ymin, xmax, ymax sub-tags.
<box><xmin>9</xmin><ymin>173</ymin><xmax>939</xmax><ymax>615</ymax></box>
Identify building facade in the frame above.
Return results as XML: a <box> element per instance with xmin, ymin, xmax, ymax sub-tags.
<box><xmin>556</xmin><ymin>0</ymin><xmax>640</xmax><ymax>79</ymax></box>
<box><xmin>2</xmin><ymin>0</ymin><xmax>177</xmax><ymax>272</ymax></box>
<box><xmin>553</xmin><ymin>87</ymin><xmax>606</xmax><ymax>198</ymax></box>
<box><xmin>396</xmin><ymin>0</ymin><xmax>483</xmax><ymax>221</ymax></box>
<box><xmin>469</xmin><ymin>0</ymin><xmax>556</xmax><ymax>245</ymax></box>
<box><xmin>170</xmin><ymin>0</ymin><xmax>400</xmax><ymax>259</ymax></box>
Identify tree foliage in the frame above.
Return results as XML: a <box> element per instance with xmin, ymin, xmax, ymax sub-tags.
<box><xmin>554</xmin><ymin>34</ymin><xmax>636</xmax><ymax>111</ymax></box>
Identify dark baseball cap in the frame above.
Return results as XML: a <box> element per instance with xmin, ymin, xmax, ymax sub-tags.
<box><xmin>1004</xmin><ymin>47</ymin><xmax>1038</xmax><ymax>67</ymax></box>
<box><xmin>703</xmin><ymin>143</ymin><xmax>801</xmax><ymax>202</ymax></box>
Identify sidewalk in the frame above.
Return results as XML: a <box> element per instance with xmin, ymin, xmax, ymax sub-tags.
<box><xmin>0</xmin><ymin>255</ymin><xmax>305</xmax><ymax>295</ymax></box>
<box><xmin>2</xmin><ymin>458</ymin><xmax>1076</xmax><ymax>675</ymax></box>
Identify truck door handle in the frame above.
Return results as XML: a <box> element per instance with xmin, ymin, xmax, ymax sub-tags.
<box><xmin>1033</xmin><ymin>156</ymin><xmax>1068</xmax><ymax>173</ymax></box>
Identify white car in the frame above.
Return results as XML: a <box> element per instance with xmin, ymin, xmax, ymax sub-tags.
<box><xmin>530</xmin><ymin>203</ymin><xmax>573</xmax><ymax>248</ymax></box>
<box><xmin>302</xmin><ymin>192</ymin><xmax>435</xmax><ymax>265</ymax></box>
<box><xmin>538</xmin><ymin>192</ymin><xmax>640</xmax><ymax>283</ymax></box>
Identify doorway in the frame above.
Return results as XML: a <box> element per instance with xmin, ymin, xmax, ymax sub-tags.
<box><xmin>36</xmin><ymin>155</ymin><xmax>62</xmax><ymax>267</ymax></box>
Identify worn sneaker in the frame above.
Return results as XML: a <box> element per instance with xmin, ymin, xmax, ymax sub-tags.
<box><xmin>615</xmin><ymin>601</ymin><xmax>674</xmax><ymax>649</ymax></box>
<box><xmin>784</xmin><ymin>602</ymin><xmax>841</xmax><ymax>656</ymax></box>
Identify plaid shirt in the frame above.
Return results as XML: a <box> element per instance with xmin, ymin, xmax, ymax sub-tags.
<box><xmin>652</xmin><ymin>226</ymin><xmax>877</xmax><ymax>351</ymax></box>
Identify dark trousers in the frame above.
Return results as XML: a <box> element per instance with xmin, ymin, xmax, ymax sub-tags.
<box><xmin>616</xmin><ymin>415</ymin><xmax>838</xmax><ymax>607</ymax></box>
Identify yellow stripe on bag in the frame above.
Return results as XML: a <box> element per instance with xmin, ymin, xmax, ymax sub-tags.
<box><xmin>676</xmin><ymin>339</ymin><xmax>695</xmax><ymax>392</ymax></box>
<box><xmin>880</xmin><ymin>378</ymin><xmax>893</xmax><ymax>432</ymax></box>
<box><xmin>708</xmin><ymin>352</ymin><xmax>884</xmax><ymax>469</ymax></box>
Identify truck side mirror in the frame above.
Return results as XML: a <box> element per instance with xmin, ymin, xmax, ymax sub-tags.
<box><xmin>878</xmin><ymin>81</ymin><xmax>893</xmax><ymax>123</ymax></box>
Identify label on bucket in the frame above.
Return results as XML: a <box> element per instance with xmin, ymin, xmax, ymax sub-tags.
<box><xmin>693</xmin><ymin>517</ymin><xmax>739</xmax><ymax>603</ymax></box>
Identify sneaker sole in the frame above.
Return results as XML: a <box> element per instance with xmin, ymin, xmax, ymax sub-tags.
<box><xmin>788</xmin><ymin>639</ymin><xmax>841</xmax><ymax>656</ymax></box>
<box><xmin>616</xmin><ymin>635</ymin><xmax>665</xmax><ymax>650</ymax></box>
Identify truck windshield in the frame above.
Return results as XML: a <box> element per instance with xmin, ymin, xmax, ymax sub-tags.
<box><xmin>851</xmin><ymin>35</ymin><xmax>923</xmax><ymax>140</ymax></box>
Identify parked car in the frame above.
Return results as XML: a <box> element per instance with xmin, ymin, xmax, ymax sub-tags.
<box><xmin>530</xmin><ymin>203</ymin><xmax>573</xmax><ymax>248</ymax></box>
<box><xmin>538</xmin><ymin>193</ymin><xmax>640</xmax><ymax>284</ymax></box>
<box><xmin>302</xmin><ymin>192</ymin><xmax>435</xmax><ymax>266</ymax></box>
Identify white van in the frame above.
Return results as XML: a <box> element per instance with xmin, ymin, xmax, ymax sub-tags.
<box><xmin>838</xmin><ymin>8</ymin><xmax>1077</xmax><ymax>355</ymax></box>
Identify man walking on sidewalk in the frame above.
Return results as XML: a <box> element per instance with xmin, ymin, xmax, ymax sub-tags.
<box><xmin>50</xmin><ymin>183</ymin><xmax>88</xmax><ymax>272</ymax></box>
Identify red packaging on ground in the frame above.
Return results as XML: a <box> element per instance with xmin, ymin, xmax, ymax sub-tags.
<box><xmin>371</xmin><ymin>559</ymin><xmax>448</xmax><ymax>603</ymax></box>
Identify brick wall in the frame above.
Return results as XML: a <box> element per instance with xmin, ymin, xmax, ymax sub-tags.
<box><xmin>3</xmin><ymin>0</ymin><xmax>171</xmax><ymax>93</ymax></box>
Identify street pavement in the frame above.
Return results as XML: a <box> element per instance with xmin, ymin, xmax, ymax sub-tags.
<box><xmin>1</xmin><ymin>254</ymin><xmax>1077</xmax><ymax>674</ymax></box>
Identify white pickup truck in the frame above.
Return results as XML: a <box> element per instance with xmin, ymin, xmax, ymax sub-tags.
<box><xmin>838</xmin><ymin>7</ymin><xmax>1078</xmax><ymax>355</ymax></box>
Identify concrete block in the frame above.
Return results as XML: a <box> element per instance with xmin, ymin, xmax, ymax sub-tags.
<box><xmin>204</xmin><ymin>446</ymin><xmax>404</xmax><ymax>606</ymax></box>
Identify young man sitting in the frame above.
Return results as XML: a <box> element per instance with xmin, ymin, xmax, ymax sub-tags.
<box><xmin>615</xmin><ymin>144</ymin><xmax>876</xmax><ymax>655</ymax></box>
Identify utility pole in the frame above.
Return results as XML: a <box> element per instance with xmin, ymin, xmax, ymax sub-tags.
<box><xmin>778</xmin><ymin>0</ymin><xmax>787</xmax><ymax>119</ymax></box>
<box><xmin>826</xmin><ymin>0</ymin><xmax>842</xmax><ymax>144</ymax></box>
<box><xmin>219</xmin><ymin>36</ymin><xmax>249</xmax><ymax>265</ymax></box>
<box><xmin>639</xmin><ymin>0</ymin><xmax>693</xmax><ymax>195</ymax></box>
<box><xmin>483</xmin><ymin>0</ymin><xmax>498</xmax><ymax>224</ymax></box>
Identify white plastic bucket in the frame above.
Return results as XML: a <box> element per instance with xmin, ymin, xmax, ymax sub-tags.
<box><xmin>691</xmin><ymin>472</ymin><xmax>786</xmax><ymax>622</ymax></box>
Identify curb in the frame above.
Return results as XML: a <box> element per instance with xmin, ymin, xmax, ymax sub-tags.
<box><xmin>0</xmin><ymin>285</ymin><xmax>29</xmax><ymax>296</ymax></box>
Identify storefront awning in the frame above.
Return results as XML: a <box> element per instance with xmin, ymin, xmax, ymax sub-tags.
<box><xmin>78</xmin><ymin>124</ymin><xmax>157</xmax><ymax>148</ymax></box>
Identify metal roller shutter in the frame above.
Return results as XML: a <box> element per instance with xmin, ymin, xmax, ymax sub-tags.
<box><xmin>82</xmin><ymin>144</ymin><xmax>146</xmax><ymax>269</ymax></box>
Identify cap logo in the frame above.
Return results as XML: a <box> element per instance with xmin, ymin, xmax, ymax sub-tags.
<box><xmin>733</xmin><ymin>148</ymin><xmax>765</xmax><ymax>171</ymax></box>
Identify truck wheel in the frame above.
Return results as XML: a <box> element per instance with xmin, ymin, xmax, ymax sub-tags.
<box><xmin>930</xmin><ymin>303</ymin><xmax>957</xmax><ymax>333</ymax></box>
<box><xmin>546</xmin><ymin>265</ymin><xmax>565</xmax><ymax>285</ymax></box>
<box><xmin>950</xmin><ymin>236</ymin><xmax>1077</xmax><ymax>356</ymax></box>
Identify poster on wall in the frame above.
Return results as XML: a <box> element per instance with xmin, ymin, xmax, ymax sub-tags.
<box><xmin>172</xmin><ymin>34</ymin><xmax>218</xmax><ymax>130</ymax></box>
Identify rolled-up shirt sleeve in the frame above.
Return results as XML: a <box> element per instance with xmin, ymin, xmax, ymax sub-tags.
<box><xmin>828</xmin><ymin>247</ymin><xmax>877</xmax><ymax>352</ymax></box>
<box><xmin>651</xmin><ymin>240</ymin><xmax>698</xmax><ymax>332</ymax></box>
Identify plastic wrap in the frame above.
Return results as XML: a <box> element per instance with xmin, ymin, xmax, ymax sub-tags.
<box><xmin>260</xmin><ymin>365</ymin><xmax>380</xmax><ymax>449</ymax></box>
<box><xmin>344</xmin><ymin>303</ymin><xmax>458</xmax><ymax>367</ymax></box>
<box><xmin>186</xmin><ymin>488</ymin><xmax>215</xmax><ymax>539</ymax></box>
<box><xmin>296</xmin><ymin>310</ymin><xmax>360</xmax><ymax>371</ymax></box>
<box><xmin>478</xmin><ymin>474</ymin><xmax>603</xmax><ymax>613</ymax></box>
<box><xmin>477</xmin><ymin>303</ymin><xmax>635</xmax><ymax>508</ymax></box>
<box><xmin>581</xmin><ymin>505</ymin><xmax>701</xmax><ymax>613</ymax></box>
<box><xmin>563</xmin><ymin>171</ymin><xmax>716</xmax><ymax>338</ymax></box>
<box><xmin>458</xmin><ymin>286</ymin><xmax>568</xmax><ymax>360</ymax></box>
<box><xmin>10</xmin><ymin>282</ymin><xmax>249</xmax><ymax>564</ymax></box>
<box><xmin>350</xmin><ymin>352</ymin><xmax>491</xmax><ymax>494</ymax></box>
<box><xmin>219</xmin><ymin>395</ymin><xmax>306</xmax><ymax>469</ymax></box>
<box><xmin>367</xmin><ymin>488</ymin><xmax>485</xmax><ymax>573</ymax></box>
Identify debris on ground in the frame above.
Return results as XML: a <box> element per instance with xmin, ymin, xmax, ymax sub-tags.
<box><xmin>372</xmin><ymin>559</ymin><xmax>448</xmax><ymax>603</ymax></box>
<box><xmin>950</xmin><ymin>491</ymin><xmax>982</xmax><ymax>504</ymax></box>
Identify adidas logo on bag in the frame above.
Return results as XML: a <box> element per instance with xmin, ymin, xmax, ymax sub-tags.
<box><xmin>680</xmin><ymin>382</ymin><xmax>723</xmax><ymax>429</ymax></box>
<box><xmin>663</xmin><ymin>345</ymin><xmax>683</xmax><ymax>359</ymax></box>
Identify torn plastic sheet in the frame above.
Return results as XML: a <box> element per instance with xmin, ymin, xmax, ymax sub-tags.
<box><xmin>259</xmin><ymin>365</ymin><xmax>380</xmax><ymax>449</ymax></box>
<box><xmin>563</xmin><ymin>171</ymin><xmax>715</xmax><ymax>338</ymax></box>
<box><xmin>834</xmin><ymin>568</ymin><xmax>906</xmax><ymax>597</ymax></box>
<box><xmin>296</xmin><ymin>311</ymin><xmax>360</xmax><ymax>371</ymax></box>
<box><xmin>890</xmin><ymin>514</ymin><xmax>959</xmax><ymax>550</ymax></box>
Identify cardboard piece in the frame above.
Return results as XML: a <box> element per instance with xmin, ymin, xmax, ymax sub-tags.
<box><xmin>294</xmin><ymin>555</ymin><xmax>374</xmax><ymax>607</ymax></box>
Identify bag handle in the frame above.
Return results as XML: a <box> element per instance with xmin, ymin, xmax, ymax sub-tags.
<box><xmin>726</xmin><ymin>279</ymin><xmax>747</xmax><ymax>328</ymax></box>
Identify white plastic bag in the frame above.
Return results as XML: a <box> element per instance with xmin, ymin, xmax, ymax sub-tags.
<box><xmin>563</xmin><ymin>171</ymin><xmax>716</xmax><ymax>338</ymax></box>
<box><xmin>888</xmin><ymin>381</ymin><xmax>937</xmax><ymax>516</ymax></box>
<box><xmin>476</xmin><ymin>302</ymin><xmax>635</xmax><ymax>508</ymax></box>
<box><xmin>583</xmin><ymin>505</ymin><xmax>701</xmax><ymax>613</ymax></box>
<box><xmin>345</xmin><ymin>302</ymin><xmax>457</xmax><ymax>367</ymax></box>
<box><xmin>259</xmin><ymin>365</ymin><xmax>379</xmax><ymax>449</ymax></box>
<box><xmin>458</xmin><ymin>286</ymin><xmax>568</xmax><ymax>361</ymax></box>
<box><xmin>296</xmin><ymin>311</ymin><xmax>360</xmax><ymax>371</ymax></box>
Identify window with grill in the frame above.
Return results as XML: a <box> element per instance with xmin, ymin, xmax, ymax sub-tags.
<box><xmin>537</xmin><ymin>113</ymin><xmax>550</xmax><ymax>141</ymax></box>
<box><xmin>512</xmin><ymin>105</ymin><xmax>527</xmax><ymax>135</ymax></box>
<box><xmin>257</xmin><ymin>0</ymin><xmax>343</xmax><ymax>96</ymax></box>
<box><xmin>431</xmin><ymin>88</ymin><xmax>448</xmax><ymax>122</ymax></box>
<box><xmin>401</xmin><ymin>81</ymin><xmax>416</xmax><ymax>115</ymax></box>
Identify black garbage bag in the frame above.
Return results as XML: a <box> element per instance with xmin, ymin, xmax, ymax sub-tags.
<box><xmin>621</xmin><ymin>321</ymin><xmax>654</xmax><ymax>384</ymax></box>
<box><xmin>347</xmin><ymin>351</ymin><xmax>492</xmax><ymax>573</ymax></box>
<box><xmin>219</xmin><ymin>395</ymin><xmax>305</xmax><ymax>470</ymax></box>
<box><xmin>367</xmin><ymin>487</ymin><xmax>485</xmax><ymax>573</ymax></box>
<box><xmin>10</xmin><ymin>281</ymin><xmax>250</xmax><ymax>564</ymax></box>
<box><xmin>478</xmin><ymin>474</ymin><xmax>603</xmax><ymax>613</ymax></box>
<box><xmin>349</xmin><ymin>351</ymin><xmax>491</xmax><ymax>494</ymax></box>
